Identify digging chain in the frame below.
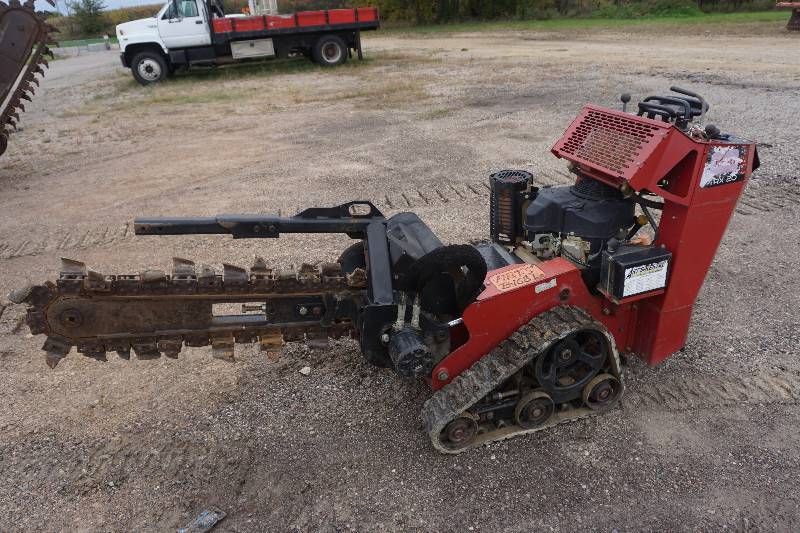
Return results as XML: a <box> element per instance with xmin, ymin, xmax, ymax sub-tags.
<box><xmin>0</xmin><ymin>0</ymin><xmax>58</xmax><ymax>155</ymax></box>
<box><xmin>12</xmin><ymin>257</ymin><xmax>367</xmax><ymax>368</ymax></box>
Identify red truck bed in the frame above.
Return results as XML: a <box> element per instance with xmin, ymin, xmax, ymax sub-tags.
<box><xmin>212</xmin><ymin>7</ymin><xmax>379</xmax><ymax>35</ymax></box>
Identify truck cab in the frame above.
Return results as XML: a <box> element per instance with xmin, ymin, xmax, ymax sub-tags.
<box><xmin>116</xmin><ymin>0</ymin><xmax>380</xmax><ymax>85</ymax></box>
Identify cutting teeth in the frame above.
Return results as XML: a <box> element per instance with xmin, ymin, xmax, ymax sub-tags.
<box><xmin>223</xmin><ymin>263</ymin><xmax>248</xmax><ymax>283</ymax></box>
<box><xmin>9</xmin><ymin>0</ymin><xmax>21</xmax><ymax>7</ymax></box>
<box><xmin>60</xmin><ymin>258</ymin><xmax>87</xmax><ymax>276</ymax></box>
<box><xmin>212</xmin><ymin>336</ymin><xmax>235</xmax><ymax>361</ymax></box>
<box><xmin>140</xmin><ymin>269</ymin><xmax>167</xmax><ymax>283</ymax></box>
<box><xmin>157</xmin><ymin>338</ymin><xmax>182</xmax><ymax>359</ymax></box>
<box><xmin>42</xmin><ymin>336</ymin><xmax>71</xmax><ymax>369</ymax></box>
<box><xmin>45</xmin><ymin>353</ymin><xmax>63</xmax><ymax>369</ymax></box>
<box><xmin>132</xmin><ymin>341</ymin><xmax>161</xmax><ymax>360</ymax></box>
<box><xmin>172</xmin><ymin>257</ymin><xmax>197</xmax><ymax>281</ymax></box>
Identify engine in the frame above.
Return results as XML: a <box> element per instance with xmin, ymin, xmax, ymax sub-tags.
<box><xmin>489</xmin><ymin>170</ymin><xmax>637</xmax><ymax>288</ymax></box>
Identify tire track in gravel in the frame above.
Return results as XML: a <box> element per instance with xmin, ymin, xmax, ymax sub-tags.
<box><xmin>626</xmin><ymin>372</ymin><xmax>800</xmax><ymax>412</ymax></box>
<box><xmin>4</xmin><ymin>369</ymin><xmax>798</xmax><ymax>495</ymax></box>
<box><xmin>0</xmin><ymin>178</ymin><xmax>797</xmax><ymax>261</ymax></box>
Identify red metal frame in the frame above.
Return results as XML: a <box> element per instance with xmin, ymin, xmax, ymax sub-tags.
<box><xmin>431</xmin><ymin>105</ymin><xmax>758</xmax><ymax>390</ymax></box>
<box><xmin>212</xmin><ymin>7</ymin><xmax>379</xmax><ymax>35</ymax></box>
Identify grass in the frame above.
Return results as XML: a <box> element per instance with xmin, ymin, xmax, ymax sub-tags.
<box><xmin>384</xmin><ymin>10</ymin><xmax>788</xmax><ymax>35</ymax></box>
<box><xmin>60</xmin><ymin>51</ymin><xmax>433</xmax><ymax>118</ymax></box>
<box><xmin>57</xmin><ymin>37</ymin><xmax>119</xmax><ymax>48</ymax></box>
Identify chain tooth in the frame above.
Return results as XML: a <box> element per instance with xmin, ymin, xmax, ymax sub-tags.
<box><xmin>45</xmin><ymin>353</ymin><xmax>63</xmax><ymax>369</ymax></box>
<box><xmin>42</xmin><ymin>336</ymin><xmax>71</xmax><ymax>369</ymax></box>
<box><xmin>223</xmin><ymin>263</ymin><xmax>247</xmax><ymax>283</ymax></box>
<box><xmin>172</xmin><ymin>257</ymin><xmax>195</xmax><ymax>272</ymax></box>
<box><xmin>321</xmin><ymin>262</ymin><xmax>342</xmax><ymax>277</ymax></box>
<box><xmin>157</xmin><ymin>338</ymin><xmax>182</xmax><ymax>359</ymax></box>
<box><xmin>9</xmin><ymin>0</ymin><xmax>21</xmax><ymax>7</ymax></box>
<box><xmin>172</xmin><ymin>257</ymin><xmax>197</xmax><ymax>284</ymax></box>
<box><xmin>132</xmin><ymin>341</ymin><xmax>160</xmax><ymax>360</ymax></box>
<box><xmin>277</xmin><ymin>266</ymin><xmax>297</xmax><ymax>280</ymax></box>
<box><xmin>185</xmin><ymin>334</ymin><xmax>210</xmax><ymax>347</ymax></box>
<box><xmin>212</xmin><ymin>336</ymin><xmax>235</xmax><ymax>361</ymax></box>
<box><xmin>139</xmin><ymin>269</ymin><xmax>166</xmax><ymax>283</ymax></box>
<box><xmin>259</xmin><ymin>332</ymin><xmax>284</xmax><ymax>360</ymax></box>
<box><xmin>198</xmin><ymin>264</ymin><xmax>221</xmax><ymax>289</ymax></box>
<box><xmin>60</xmin><ymin>257</ymin><xmax>86</xmax><ymax>274</ymax></box>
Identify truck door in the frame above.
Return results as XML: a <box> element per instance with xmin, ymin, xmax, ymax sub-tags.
<box><xmin>157</xmin><ymin>0</ymin><xmax>211</xmax><ymax>49</ymax></box>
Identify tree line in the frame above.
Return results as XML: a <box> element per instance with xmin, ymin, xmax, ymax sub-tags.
<box><xmin>51</xmin><ymin>0</ymin><xmax>775</xmax><ymax>40</ymax></box>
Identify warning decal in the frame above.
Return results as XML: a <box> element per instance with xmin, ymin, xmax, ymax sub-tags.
<box><xmin>623</xmin><ymin>260</ymin><xmax>668</xmax><ymax>297</ymax></box>
<box><xmin>700</xmin><ymin>145</ymin><xmax>747</xmax><ymax>188</ymax></box>
<box><xmin>489</xmin><ymin>264</ymin><xmax>546</xmax><ymax>293</ymax></box>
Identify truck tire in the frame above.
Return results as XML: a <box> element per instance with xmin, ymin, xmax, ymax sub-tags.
<box><xmin>313</xmin><ymin>35</ymin><xmax>348</xmax><ymax>67</ymax></box>
<box><xmin>131</xmin><ymin>51</ymin><xmax>169</xmax><ymax>85</ymax></box>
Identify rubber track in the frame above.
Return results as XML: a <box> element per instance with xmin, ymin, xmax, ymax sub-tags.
<box><xmin>421</xmin><ymin>306</ymin><xmax>623</xmax><ymax>454</ymax></box>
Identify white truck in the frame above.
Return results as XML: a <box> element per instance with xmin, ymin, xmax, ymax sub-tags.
<box><xmin>115</xmin><ymin>0</ymin><xmax>380</xmax><ymax>84</ymax></box>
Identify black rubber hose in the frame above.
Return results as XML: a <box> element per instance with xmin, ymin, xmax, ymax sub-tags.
<box><xmin>402</xmin><ymin>244</ymin><xmax>488</xmax><ymax>311</ymax></box>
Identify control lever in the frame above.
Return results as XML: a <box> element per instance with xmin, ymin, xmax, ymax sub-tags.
<box><xmin>620</xmin><ymin>93</ymin><xmax>631</xmax><ymax>113</ymax></box>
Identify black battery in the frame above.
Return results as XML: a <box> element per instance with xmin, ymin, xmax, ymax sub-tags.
<box><xmin>599</xmin><ymin>245</ymin><xmax>672</xmax><ymax>301</ymax></box>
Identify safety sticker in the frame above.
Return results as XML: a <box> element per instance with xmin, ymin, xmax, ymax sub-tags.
<box><xmin>489</xmin><ymin>264</ymin><xmax>546</xmax><ymax>293</ymax></box>
<box><xmin>534</xmin><ymin>278</ymin><xmax>557</xmax><ymax>294</ymax></box>
<box><xmin>623</xmin><ymin>260</ymin><xmax>668</xmax><ymax>297</ymax></box>
<box><xmin>700</xmin><ymin>145</ymin><xmax>747</xmax><ymax>188</ymax></box>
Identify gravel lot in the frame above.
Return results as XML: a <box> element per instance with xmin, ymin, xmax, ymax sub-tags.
<box><xmin>1</xmin><ymin>21</ymin><xmax>799</xmax><ymax>531</ymax></box>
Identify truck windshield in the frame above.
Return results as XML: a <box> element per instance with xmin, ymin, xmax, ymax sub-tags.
<box><xmin>163</xmin><ymin>0</ymin><xmax>200</xmax><ymax>19</ymax></box>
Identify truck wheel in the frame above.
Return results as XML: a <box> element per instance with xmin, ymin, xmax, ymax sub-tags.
<box><xmin>131</xmin><ymin>51</ymin><xmax>168</xmax><ymax>85</ymax></box>
<box><xmin>313</xmin><ymin>35</ymin><xmax>348</xmax><ymax>67</ymax></box>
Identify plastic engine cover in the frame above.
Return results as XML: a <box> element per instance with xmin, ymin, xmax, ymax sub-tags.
<box><xmin>524</xmin><ymin>183</ymin><xmax>634</xmax><ymax>242</ymax></box>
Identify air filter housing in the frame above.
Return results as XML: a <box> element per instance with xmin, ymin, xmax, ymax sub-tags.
<box><xmin>489</xmin><ymin>170</ymin><xmax>533</xmax><ymax>244</ymax></box>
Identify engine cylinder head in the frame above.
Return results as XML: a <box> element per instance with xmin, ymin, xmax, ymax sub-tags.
<box><xmin>489</xmin><ymin>170</ymin><xmax>533</xmax><ymax>245</ymax></box>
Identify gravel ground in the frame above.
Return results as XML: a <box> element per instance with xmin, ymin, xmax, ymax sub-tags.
<box><xmin>0</xmin><ymin>21</ymin><xmax>799</xmax><ymax>531</ymax></box>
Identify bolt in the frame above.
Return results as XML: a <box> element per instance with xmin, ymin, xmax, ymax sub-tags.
<box><xmin>559</xmin><ymin>288</ymin><xmax>570</xmax><ymax>301</ymax></box>
<box><xmin>298</xmin><ymin>306</ymin><xmax>308</xmax><ymax>316</ymax></box>
<box><xmin>437</xmin><ymin>369</ymin><xmax>449</xmax><ymax>381</ymax></box>
<box><xmin>602</xmin><ymin>308</ymin><xmax>610</xmax><ymax>316</ymax></box>
<box><xmin>380</xmin><ymin>333</ymin><xmax>390</xmax><ymax>344</ymax></box>
<box><xmin>559</xmin><ymin>348</ymin><xmax>573</xmax><ymax>362</ymax></box>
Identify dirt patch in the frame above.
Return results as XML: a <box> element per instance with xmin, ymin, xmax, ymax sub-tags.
<box><xmin>0</xmin><ymin>23</ymin><xmax>799</xmax><ymax>531</ymax></box>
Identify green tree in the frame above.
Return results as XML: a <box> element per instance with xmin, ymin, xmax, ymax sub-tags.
<box><xmin>68</xmin><ymin>0</ymin><xmax>108</xmax><ymax>37</ymax></box>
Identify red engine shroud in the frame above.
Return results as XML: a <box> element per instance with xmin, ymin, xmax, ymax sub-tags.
<box><xmin>431</xmin><ymin>105</ymin><xmax>758</xmax><ymax>391</ymax></box>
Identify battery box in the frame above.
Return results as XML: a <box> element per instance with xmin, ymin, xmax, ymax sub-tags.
<box><xmin>599</xmin><ymin>245</ymin><xmax>672</xmax><ymax>302</ymax></box>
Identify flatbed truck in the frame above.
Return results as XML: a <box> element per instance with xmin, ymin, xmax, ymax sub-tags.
<box><xmin>115</xmin><ymin>1</ymin><xmax>379</xmax><ymax>84</ymax></box>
